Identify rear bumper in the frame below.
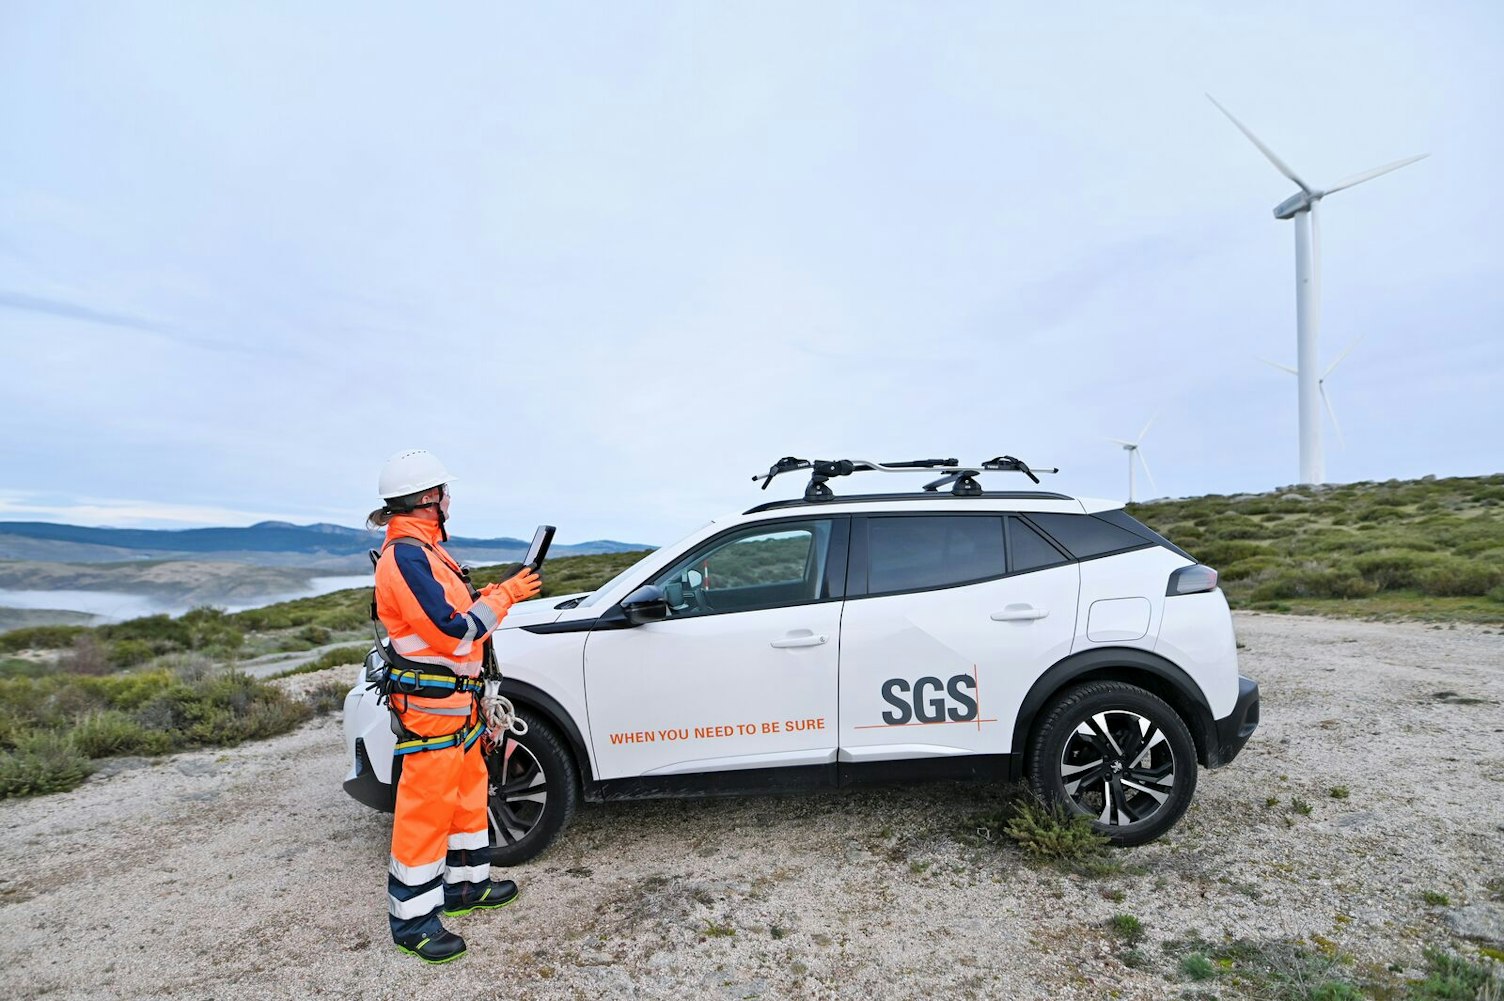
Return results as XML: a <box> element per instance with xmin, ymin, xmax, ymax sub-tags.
<box><xmin>343</xmin><ymin>737</ymin><xmax>395</xmax><ymax>813</ymax></box>
<box><xmin>1206</xmin><ymin>675</ymin><xmax>1259</xmax><ymax>768</ymax></box>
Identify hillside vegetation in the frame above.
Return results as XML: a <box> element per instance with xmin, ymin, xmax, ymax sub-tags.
<box><xmin>0</xmin><ymin>548</ymin><xmax>653</xmax><ymax>800</ymax></box>
<box><xmin>1129</xmin><ymin>473</ymin><xmax>1504</xmax><ymax>623</ymax></box>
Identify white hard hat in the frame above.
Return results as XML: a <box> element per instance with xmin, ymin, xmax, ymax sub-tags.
<box><xmin>378</xmin><ymin>449</ymin><xmax>452</xmax><ymax>500</ymax></box>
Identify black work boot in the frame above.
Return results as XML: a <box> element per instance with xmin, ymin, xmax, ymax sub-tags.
<box><xmin>394</xmin><ymin>926</ymin><xmax>467</xmax><ymax>964</ymax></box>
<box><xmin>443</xmin><ymin>879</ymin><xmax>519</xmax><ymax>917</ymax></box>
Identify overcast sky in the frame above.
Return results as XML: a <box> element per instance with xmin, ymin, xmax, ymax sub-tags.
<box><xmin>2</xmin><ymin>2</ymin><xmax>1500</xmax><ymax>546</ymax></box>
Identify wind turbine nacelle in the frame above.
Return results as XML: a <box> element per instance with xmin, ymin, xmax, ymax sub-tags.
<box><xmin>1273</xmin><ymin>191</ymin><xmax>1315</xmax><ymax>220</ymax></box>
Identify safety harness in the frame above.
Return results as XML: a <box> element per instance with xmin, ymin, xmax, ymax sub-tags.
<box><xmin>367</xmin><ymin>537</ymin><xmax>527</xmax><ymax>758</ymax></box>
<box><xmin>394</xmin><ymin>719</ymin><xmax>488</xmax><ymax>756</ymax></box>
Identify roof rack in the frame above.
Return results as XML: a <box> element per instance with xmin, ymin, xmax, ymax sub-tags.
<box><xmin>752</xmin><ymin>456</ymin><xmax>1060</xmax><ymax>502</ymax></box>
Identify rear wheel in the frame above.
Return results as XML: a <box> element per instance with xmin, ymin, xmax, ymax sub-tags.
<box><xmin>1027</xmin><ymin>681</ymin><xmax>1197</xmax><ymax>846</ymax></box>
<box><xmin>485</xmin><ymin>709</ymin><xmax>579</xmax><ymax>866</ymax></box>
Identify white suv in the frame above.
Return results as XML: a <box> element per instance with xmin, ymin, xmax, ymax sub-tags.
<box><xmin>342</xmin><ymin>457</ymin><xmax>1259</xmax><ymax>863</ymax></box>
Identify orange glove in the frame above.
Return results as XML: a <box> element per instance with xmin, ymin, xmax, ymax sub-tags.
<box><xmin>490</xmin><ymin>567</ymin><xmax>541</xmax><ymax>605</ymax></box>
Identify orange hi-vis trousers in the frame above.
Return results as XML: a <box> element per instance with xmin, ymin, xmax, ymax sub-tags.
<box><xmin>386</xmin><ymin>688</ymin><xmax>491</xmax><ymax>940</ymax></box>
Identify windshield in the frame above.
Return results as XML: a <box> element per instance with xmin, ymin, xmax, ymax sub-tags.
<box><xmin>575</xmin><ymin>553</ymin><xmax>654</xmax><ymax>609</ymax></box>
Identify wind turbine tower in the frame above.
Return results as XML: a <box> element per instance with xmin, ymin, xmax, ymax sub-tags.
<box><xmin>1108</xmin><ymin>417</ymin><xmax>1157</xmax><ymax>504</ymax></box>
<box><xmin>1208</xmin><ymin>95</ymin><xmax>1426</xmax><ymax>484</ymax></box>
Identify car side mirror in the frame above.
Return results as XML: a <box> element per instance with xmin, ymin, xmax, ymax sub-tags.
<box><xmin>619</xmin><ymin>585</ymin><xmax>669</xmax><ymax>626</ymax></box>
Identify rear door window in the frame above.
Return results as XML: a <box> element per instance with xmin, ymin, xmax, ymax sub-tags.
<box><xmin>866</xmin><ymin>515</ymin><xmax>1005</xmax><ymax>594</ymax></box>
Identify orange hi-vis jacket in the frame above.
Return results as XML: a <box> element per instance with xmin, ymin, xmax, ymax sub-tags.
<box><xmin>374</xmin><ymin>515</ymin><xmax>516</xmax><ymax>678</ymax></box>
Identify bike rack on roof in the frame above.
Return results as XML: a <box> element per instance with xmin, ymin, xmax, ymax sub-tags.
<box><xmin>751</xmin><ymin>455</ymin><xmax>1061</xmax><ymax>502</ymax></box>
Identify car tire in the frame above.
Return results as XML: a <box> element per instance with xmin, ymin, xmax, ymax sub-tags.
<box><xmin>485</xmin><ymin>708</ymin><xmax>579</xmax><ymax>866</ymax></box>
<box><xmin>1027</xmin><ymin>681</ymin><xmax>1197</xmax><ymax>847</ymax></box>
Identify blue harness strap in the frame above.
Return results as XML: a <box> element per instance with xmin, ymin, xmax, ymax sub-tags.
<box><xmin>386</xmin><ymin>667</ymin><xmax>484</xmax><ymax>697</ymax></box>
<box><xmin>393</xmin><ymin>719</ymin><xmax>486</xmax><ymax>757</ymax></box>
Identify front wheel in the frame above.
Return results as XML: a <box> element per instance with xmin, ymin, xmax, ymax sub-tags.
<box><xmin>1027</xmin><ymin>681</ymin><xmax>1197</xmax><ymax>847</ymax></box>
<box><xmin>485</xmin><ymin>709</ymin><xmax>579</xmax><ymax>866</ymax></box>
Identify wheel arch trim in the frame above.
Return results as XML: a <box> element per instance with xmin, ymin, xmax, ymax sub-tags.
<box><xmin>497</xmin><ymin>679</ymin><xmax>594</xmax><ymax>787</ymax></box>
<box><xmin>1009</xmin><ymin>647</ymin><xmax>1217</xmax><ymax>771</ymax></box>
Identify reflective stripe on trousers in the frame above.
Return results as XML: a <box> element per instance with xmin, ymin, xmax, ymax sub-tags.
<box><xmin>387</xmin><ymin>702</ymin><xmax>491</xmax><ymax>940</ymax></box>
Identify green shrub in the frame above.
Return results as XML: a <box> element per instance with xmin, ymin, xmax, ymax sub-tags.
<box><xmin>0</xmin><ymin>624</ymin><xmax>89</xmax><ymax>653</ymax></box>
<box><xmin>1213</xmin><ymin>518</ymin><xmax>1265</xmax><ymax>540</ymax></box>
<box><xmin>0</xmin><ymin>666</ymin><xmax>314</xmax><ymax>798</ymax></box>
<box><xmin>305</xmin><ymin>680</ymin><xmax>350</xmax><ymax>714</ymax></box>
<box><xmin>72</xmin><ymin>710</ymin><xmax>171</xmax><ymax>758</ymax></box>
<box><xmin>0</xmin><ymin>731</ymin><xmax>94</xmax><ymax>797</ymax></box>
<box><xmin>1180</xmin><ymin>953</ymin><xmax>1215</xmax><ymax>980</ymax></box>
<box><xmin>179</xmin><ymin>606</ymin><xmax>245</xmax><ymax>652</ymax></box>
<box><xmin>1349</xmin><ymin>549</ymin><xmax>1448</xmax><ymax>590</ymax></box>
<box><xmin>98</xmin><ymin>614</ymin><xmax>190</xmax><ymax>654</ymax></box>
<box><xmin>0</xmin><ymin>703</ymin><xmax>32</xmax><ymax>749</ymax></box>
<box><xmin>78</xmin><ymin>669</ymin><xmax>176</xmax><ymax>711</ymax></box>
<box><xmin>132</xmin><ymin>672</ymin><xmax>311</xmax><ymax>747</ymax></box>
<box><xmin>1165</xmin><ymin>936</ymin><xmax>1361</xmax><ymax>999</ymax></box>
<box><xmin>1250</xmin><ymin>566</ymin><xmax>1378</xmax><ymax>601</ymax></box>
<box><xmin>1003</xmin><ymin>795</ymin><xmax>1110</xmax><ymax>862</ymax></box>
<box><xmin>1193</xmin><ymin>540</ymin><xmax>1274</xmax><ymax>567</ymax></box>
<box><xmin>297</xmin><ymin>624</ymin><xmax>332</xmax><ymax>646</ymax></box>
<box><xmin>107</xmin><ymin>638</ymin><xmax>157</xmax><ymax>668</ymax></box>
<box><xmin>1440</xmin><ymin>522</ymin><xmax>1504</xmax><ymax>557</ymax></box>
<box><xmin>1219</xmin><ymin>556</ymin><xmax>1282</xmax><ymax>582</ymax></box>
<box><xmin>1110</xmin><ymin>913</ymin><xmax>1144</xmax><ymax>944</ymax></box>
<box><xmin>1416</xmin><ymin>558</ymin><xmax>1503</xmax><ymax>597</ymax></box>
<box><xmin>1408</xmin><ymin>947</ymin><xmax>1497</xmax><ymax>999</ymax></box>
<box><xmin>0</xmin><ymin>657</ymin><xmax>35</xmax><ymax>679</ymax></box>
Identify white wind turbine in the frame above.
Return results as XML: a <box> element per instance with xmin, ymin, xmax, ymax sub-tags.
<box><xmin>1108</xmin><ymin>417</ymin><xmax>1157</xmax><ymax>504</ymax></box>
<box><xmin>1208</xmin><ymin>94</ymin><xmax>1426</xmax><ymax>484</ymax></box>
<box><xmin>1259</xmin><ymin>335</ymin><xmax>1364</xmax><ymax>451</ymax></box>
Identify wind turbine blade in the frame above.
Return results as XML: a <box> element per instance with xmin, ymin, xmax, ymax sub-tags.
<box><xmin>1324</xmin><ymin>335</ymin><xmax>1364</xmax><ymax>378</ymax></box>
<box><xmin>1106</xmin><ymin>437</ymin><xmax>1136</xmax><ymax>448</ymax></box>
<box><xmin>1320</xmin><ymin>382</ymin><xmax>1345</xmax><ymax>448</ymax></box>
<box><xmin>1136</xmin><ymin>449</ymin><xmax>1158</xmax><ymax>493</ymax></box>
<box><xmin>1323</xmin><ymin>154</ymin><xmax>1428</xmax><ymax>195</ymax></box>
<box><xmin>1258</xmin><ymin>357</ymin><xmax>1299</xmax><ymax>376</ymax></box>
<box><xmin>1206</xmin><ymin>94</ymin><xmax>1314</xmax><ymax>194</ymax></box>
<box><xmin>1136</xmin><ymin>413</ymin><xmax>1157</xmax><ymax>445</ymax></box>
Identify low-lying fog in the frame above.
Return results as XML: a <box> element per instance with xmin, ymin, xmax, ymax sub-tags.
<box><xmin>0</xmin><ymin>575</ymin><xmax>372</xmax><ymax>624</ymax></box>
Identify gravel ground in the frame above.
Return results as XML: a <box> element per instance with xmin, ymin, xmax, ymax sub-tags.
<box><xmin>2</xmin><ymin>613</ymin><xmax>1501</xmax><ymax>1000</ymax></box>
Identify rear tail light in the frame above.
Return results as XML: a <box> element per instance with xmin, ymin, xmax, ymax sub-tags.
<box><xmin>1167</xmin><ymin>564</ymin><xmax>1219</xmax><ymax>596</ymax></box>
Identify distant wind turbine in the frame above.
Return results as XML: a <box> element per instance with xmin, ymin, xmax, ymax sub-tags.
<box><xmin>1108</xmin><ymin>417</ymin><xmax>1157</xmax><ymax>504</ymax></box>
<box><xmin>1259</xmin><ymin>335</ymin><xmax>1363</xmax><ymax>449</ymax></box>
<box><xmin>1209</xmin><ymin>94</ymin><xmax>1426</xmax><ymax>484</ymax></box>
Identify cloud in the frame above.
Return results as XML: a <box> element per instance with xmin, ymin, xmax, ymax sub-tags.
<box><xmin>0</xmin><ymin>290</ymin><xmax>262</xmax><ymax>356</ymax></box>
<box><xmin>0</xmin><ymin>491</ymin><xmax>347</xmax><ymax>530</ymax></box>
<box><xmin>0</xmin><ymin>290</ymin><xmax>167</xmax><ymax>333</ymax></box>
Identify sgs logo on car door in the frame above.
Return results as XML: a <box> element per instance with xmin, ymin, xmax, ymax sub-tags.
<box><xmin>879</xmin><ymin>673</ymin><xmax>980</xmax><ymax>725</ymax></box>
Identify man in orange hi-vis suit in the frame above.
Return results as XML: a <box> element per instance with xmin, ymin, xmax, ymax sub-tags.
<box><xmin>367</xmin><ymin>449</ymin><xmax>542</xmax><ymax>964</ymax></box>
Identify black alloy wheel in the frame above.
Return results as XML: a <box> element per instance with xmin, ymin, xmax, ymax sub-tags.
<box><xmin>1028</xmin><ymin>681</ymin><xmax>1197</xmax><ymax>846</ymax></box>
<box><xmin>484</xmin><ymin>708</ymin><xmax>579</xmax><ymax>866</ymax></box>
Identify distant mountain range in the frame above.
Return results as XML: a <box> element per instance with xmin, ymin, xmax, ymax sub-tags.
<box><xmin>0</xmin><ymin>521</ymin><xmax>648</xmax><ymax>571</ymax></box>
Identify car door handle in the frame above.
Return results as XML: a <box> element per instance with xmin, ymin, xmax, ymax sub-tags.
<box><xmin>991</xmin><ymin>605</ymin><xmax>1048</xmax><ymax>621</ymax></box>
<box><xmin>770</xmin><ymin>632</ymin><xmax>828</xmax><ymax>648</ymax></box>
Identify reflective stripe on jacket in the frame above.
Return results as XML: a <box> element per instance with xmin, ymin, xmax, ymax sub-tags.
<box><xmin>374</xmin><ymin>514</ymin><xmax>515</xmax><ymax>677</ymax></box>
